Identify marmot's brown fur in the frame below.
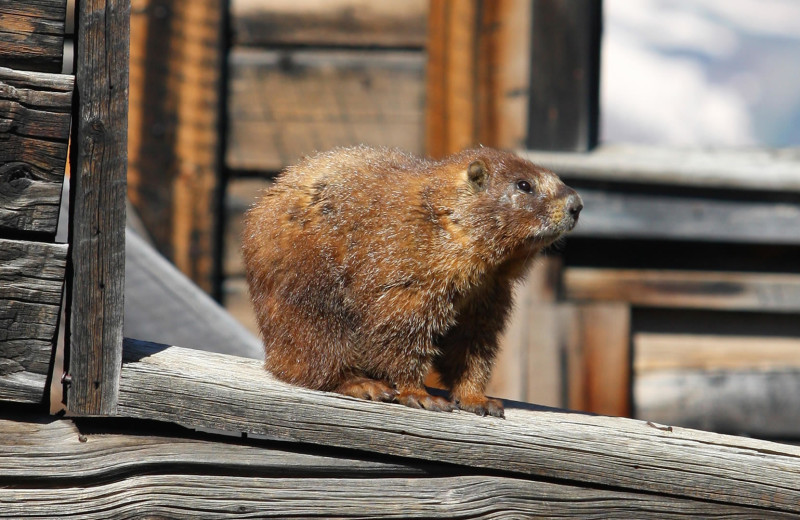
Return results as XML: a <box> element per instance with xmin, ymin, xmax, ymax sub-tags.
<box><xmin>243</xmin><ymin>146</ymin><xmax>582</xmax><ymax>417</ymax></box>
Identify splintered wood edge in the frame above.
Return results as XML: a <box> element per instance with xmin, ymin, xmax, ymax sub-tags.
<box><xmin>117</xmin><ymin>338</ymin><xmax>800</xmax><ymax>514</ymax></box>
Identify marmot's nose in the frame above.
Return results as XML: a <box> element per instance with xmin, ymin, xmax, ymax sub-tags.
<box><xmin>567</xmin><ymin>193</ymin><xmax>583</xmax><ymax>221</ymax></box>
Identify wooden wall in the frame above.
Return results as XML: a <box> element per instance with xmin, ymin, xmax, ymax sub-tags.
<box><xmin>0</xmin><ymin>2</ymin><xmax>71</xmax><ymax>406</ymax></box>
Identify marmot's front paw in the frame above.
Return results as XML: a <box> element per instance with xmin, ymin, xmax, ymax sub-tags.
<box><xmin>455</xmin><ymin>395</ymin><xmax>505</xmax><ymax>418</ymax></box>
<box><xmin>335</xmin><ymin>377</ymin><xmax>398</xmax><ymax>402</ymax></box>
<box><xmin>396</xmin><ymin>388</ymin><xmax>455</xmax><ymax>412</ymax></box>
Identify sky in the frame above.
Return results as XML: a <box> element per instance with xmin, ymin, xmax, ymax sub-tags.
<box><xmin>602</xmin><ymin>0</ymin><xmax>800</xmax><ymax>147</ymax></box>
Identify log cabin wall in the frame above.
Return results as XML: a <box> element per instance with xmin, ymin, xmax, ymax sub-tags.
<box><xmin>0</xmin><ymin>0</ymin><xmax>71</xmax><ymax>406</ymax></box>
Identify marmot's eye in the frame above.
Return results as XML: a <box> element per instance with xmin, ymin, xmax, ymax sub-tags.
<box><xmin>516</xmin><ymin>180</ymin><xmax>533</xmax><ymax>193</ymax></box>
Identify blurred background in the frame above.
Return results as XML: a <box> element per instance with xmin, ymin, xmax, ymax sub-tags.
<box><xmin>86</xmin><ymin>0</ymin><xmax>800</xmax><ymax>440</ymax></box>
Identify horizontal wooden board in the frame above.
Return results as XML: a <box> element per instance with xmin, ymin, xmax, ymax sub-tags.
<box><xmin>1</xmin><ymin>415</ymin><xmax>786</xmax><ymax>519</ymax></box>
<box><xmin>117</xmin><ymin>339</ymin><xmax>800</xmax><ymax>514</ymax></box>
<box><xmin>231</xmin><ymin>0</ymin><xmax>427</xmax><ymax>48</ymax></box>
<box><xmin>570</xmin><ymin>187</ymin><xmax>800</xmax><ymax>245</ymax></box>
<box><xmin>564</xmin><ymin>268</ymin><xmax>800</xmax><ymax>312</ymax></box>
<box><xmin>522</xmin><ymin>145</ymin><xmax>800</xmax><ymax>193</ymax></box>
<box><xmin>0</xmin><ymin>0</ymin><xmax>67</xmax><ymax>72</ymax></box>
<box><xmin>0</xmin><ymin>66</ymin><xmax>73</xmax><ymax>238</ymax></box>
<box><xmin>635</xmin><ymin>333</ymin><xmax>800</xmax><ymax>372</ymax></box>
<box><xmin>225</xmin><ymin>49</ymin><xmax>425</xmax><ymax>172</ymax></box>
<box><xmin>0</xmin><ymin>238</ymin><xmax>67</xmax><ymax>404</ymax></box>
<box><xmin>635</xmin><ymin>369</ymin><xmax>800</xmax><ymax>438</ymax></box>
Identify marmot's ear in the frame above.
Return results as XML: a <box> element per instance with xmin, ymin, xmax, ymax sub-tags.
<box><xmin>468</xmin><ymin>160</ymin><xmax>488</xmax><ymax>192</ymax></box>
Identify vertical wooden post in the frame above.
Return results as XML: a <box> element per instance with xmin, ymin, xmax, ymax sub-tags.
<box><xmin>127</xmin><ymin>0</ymin><xmax>227</xmax><ymax>296</ymax></box>
<box><xmin>65</xmin><ymin>0</ymin><xmax>130</xmax><ymax>415</ymax></box>
<box><xmin>564</xmin><ymin>302</ymin><xmax>632</xmax><ymax>417</ymax></box>
<box><xmin>527</xmin><ymin>0</ymin><xmax>602</xmax><ymax>151</ymax></box>
<box><xmin>425</xmin><ymin>0</ymin><xmax>531</xmax><ymax>157</ymax></box>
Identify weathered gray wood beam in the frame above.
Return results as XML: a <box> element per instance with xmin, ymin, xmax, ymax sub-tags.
<box><xmin>0</xmin><ymin>413</ymin><xmax>792</xmax><ymax>518</ymax></box>
<box><xmin>0</xmin><ymin>0</ymin><xmax>67</xmax><ymax>73</ymax></box>
<box><xmin>570</xmin><ymin>187</ymin><xmax>800</xmax><ymax>245</ymax></box>
<box><xmin>0</xmin><ymin>239</ymin><xmax>67</xmax><ymax>404</ymax></box>
<box><xmin>636</xmin><ymin>369</ymin><xmax>800</xmax><ymax>438</ymax></box>
<box><xmin>118</xmin><ymin>339</ymin><xmax>800</xmax><ymax>515</ymax></box>
<box><xmin>564</xmin><ymin>268</ymin><xmax>800</xmax><ymax>313</ymax></box>
<box><xmin>522</xmin><ymin>145</ymin><xmax>800</xmax><ymax>192</ymax></box>
<box><xmin>0</xmin><ymin>67</ymin><xmax>73</xmax><ymax>238</ymax></box>
<box><xmin>65</xmin><ymin>0</ymin><xmax>129</xmax><ymax>415</ymax></box>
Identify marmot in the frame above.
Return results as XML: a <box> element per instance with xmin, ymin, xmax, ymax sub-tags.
<box><xmin>243</xmin><ymin>146</ymin><xmax>582</xmax><ymax>418</ymax></box>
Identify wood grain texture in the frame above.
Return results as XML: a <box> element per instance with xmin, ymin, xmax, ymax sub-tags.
<box><xmin>636</xmin><ymin>369</ymin><xmax>800</xmax><ymax>438</ymax></box>
<box><xmin>527</xmin><ymin>0</ymin><xmax>601</xmax><ymax>151</ymax></box>
<box><xmin>118</xmin><ymin>339</ymin><xmax>800</xmax><ymax>514</ymax></box>
<box><xmin>564</xmin><ymin>268</ymin><xmax>800</xmax><ymax>313</ymax></box>
<box><xmin>0</xmin><ymin>0</ymin><xmax>67</xmax><ymax>72</ymax></box>
<box><xmin>226</xmin><ymin>49</ymin><xmax>425</xmax><ymax>172</ymax></box>
<box><xmin>66</xmin><ymin>0</ymin><xmax>129</xmax><ymax>415</ymax></box>
<box><xmin>1</xmin><ymin>414</ymin><xmax>793</xmax><ymax>518</ymax></box>
<box><xmin>521</xmin><ymin>145</ymin><xmax>800</xmax><ymax>192</ymax></box>
<box><xmin>0</xmin><ymin>239</ymin><xmax>67</xmax><ymax>404</ymax></box>
<box><xmin>564</xmin><ymin>303</ymin><xmax>631</xmax><ymax>417</ymax></box>
<box><xmin>569</xmin><ymin>187</ymin><xmax>800</xmax><ymax>245</ymax></box>
<box><xmin>128</xmin><ymin>0</ymin><xmax>225</xmax><ymax>294</ymax></box>
<box><xmin>0</xmin><ymin>66</ymin><xmax>73</xmax><ymax>238</ymax></box>
<box><xmin>231</xmin><ymin>0</ymin><xmax>428</xmax><ymax>48</ymax></box>
<box><xmin>635</xmin><ymin>333</ymin><xmax>800</xmax><ymax>372</ymax></box>
<box><xmin>425</xmin><ymin>0</ymin><xmax>529</xmax><ymax>157</ymax></box>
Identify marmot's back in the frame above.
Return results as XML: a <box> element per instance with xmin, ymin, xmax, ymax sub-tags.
<box><xmin>243</xmin><ymin>146</ymin><xmax>582</xmax><ymax>417</ymax></box>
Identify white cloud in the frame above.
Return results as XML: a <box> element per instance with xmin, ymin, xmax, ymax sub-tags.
<box><xmin>601</xmin><ymin>32</ymin><xmax>755</xmax><ymax>146</ymax></box>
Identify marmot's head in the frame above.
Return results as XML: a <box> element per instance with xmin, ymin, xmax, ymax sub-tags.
<box><xmin>455</xmin><ymin>148</ymin><xmax>582</xmax><ymax>260</ymax></box>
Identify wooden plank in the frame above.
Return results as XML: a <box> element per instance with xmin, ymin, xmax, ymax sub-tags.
<box><xmin>128</xmin><ymin>0</ymin><xmax>225</xmax><ymax>294</ymax></box>
<box><xmin>0</xmin><ymin>239</ymin><xmax>67</xmax><ymax>404</ymax></box>
<box><xmin>65</xmin><ymin>0</ymin><xmax>129</xmax><ymax>416</ymax></box>
<box><xmin>488</xmin><ymin>0</ymin><xmax>533</xmax><ymax>151</ymax></box>
<box><xmin>521</xmin><ymin>145</ymin><xmax>800</xmax><ymax>193</ymax></box>
<box><xmin>527</xmin><ymin>0</ymin><xmax>601</xmax><ymax>151</ymax></box>
<box><xmin>0</xmin><ymin>67</ymin><xmax>73</xmax><ymax>238</ymax></box>
<box><xmin>635</xmin><ymin>369</ymin><xmax>800</xmax><ymax>438</ymax></box>
<box><xmin>635</xmin><ymin>333</ymin><xmax>800</xmax><ymax>373</ymax></box>
<box><xmin>565</xmin><ymin>268</ymin><xmax>800</xmax><ymax>313</ymax></box>
<box><xmin>564</xmin><ymin>303</ymin><xmax>631</xmax><ymax>416</ymax></box>
<box><xmin>1</xmin><ymin>415</ymin><xmax>786</xmax><ymax>519</ymax></box>
<box><xmin>226</xmin><ymin>49</ymin><xmax>425</xmax><ymax>173</ymax></box>
<box><xmin>425</xmin><ymin>0</ymin><xmax>530</xmax><ymax>157</ymax></box>
<box><xmin>231</xmin><ymin>0</ymin><xmax>428</xmax><ymax>48</ymax></box>
<box><xmin>0</xmin><ymin>0</ymin><xmax>67</xmax><ymax>73</ymax></box>
<box><xmin>569</xmin><ymin>187</ymin><xmax>800</xmax><ymax>245</ymax></box>
<box><xmin>635</xmin><ymin>333</ymin><xmax>800</xmax><ymax>437</ymax></box>
<box><xmin>0</xmin><ymin>413</ymin><xmax>439</xmax><ymax>481</ymax></box>
<box><xmin>117</xmin><ymin>339</ymin><xmax>800</xmax><ymax>514</ymax></box>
